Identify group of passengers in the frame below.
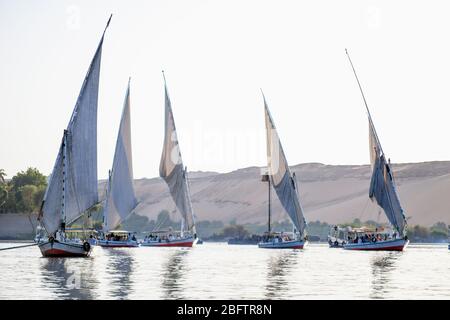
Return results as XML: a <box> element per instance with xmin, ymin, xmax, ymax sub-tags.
<box><xmin>104</xmin><ymin>233</ymin><xmax>136</xmax><ymax>242</ymax></box>
<box><xmin>144</xmin><ymin>233</ymin><xmax>179</xmax><ymax>243</ymax></box>
<box><xmin>264</xmin><ymin>233</ymin><xmax>292</xmax><ymax>243</ymax></box>
<box><xmin>348</xmin><ymin>232</ymin><xmax>396</xmax><ymax>244</ymax></box>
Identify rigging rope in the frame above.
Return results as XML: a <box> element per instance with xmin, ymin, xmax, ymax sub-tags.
<box><xmin>358</xmin><ymin>197</ymin><xmax>371</xmax><ymax>221</ymax></box>
<box><xmin>0</xmin><ymin>243</ymin><xmax>38</xmax><ymax>251</ymax></box>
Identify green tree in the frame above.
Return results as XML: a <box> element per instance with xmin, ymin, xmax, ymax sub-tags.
<box><xmin>221</xmin><ymin>224</ymin><xmax>249</xmax><ymax>238</ymax></box>
<box><xmin>0</xmin><ymin>184</ymin><xmax>8</xmax><ymax>211</ymax></box>
<box><xmin>16</xmin><ymin>184</ymin><xmax>38</xmax><ymax>213</ymax></box>
<box><xmin>2</xmin><ymin>167</ymin><xmax>47</xmax><ymax>213</ymax></box>
<box><xmin>408</xmin><ymin>225</ymin><xmax>430</xmax><ymax>241</ymax></box>
<box><xmin>430</xmin><ymin>229</ymin><xmax>447</xmax><ymax>242</ymax></box>
<box><xmin>156</xmin><ymin>210</ymin><xmax>172</xmax><ymax>228</ymax></box>
<box><xmin>0</xmin><ymin>169</ymin><xmax>6</xmax><ymax>184</ymax></box>
<box><xmin>10</xmin><ymin>168</ymin><xmax>46</xmax><ymax>193</ymax></box>
<box><xmin>431</xmin><ymin>222</ymin><xmax>447</xmax><ymax>233</ymax></box>
<box><xmin>0</xmin><ymin>169</ymin><xmax>7</xmax><ymax>210</ymax></box>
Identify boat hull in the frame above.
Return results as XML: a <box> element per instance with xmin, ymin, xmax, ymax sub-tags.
<box><xmin>97</xmin><ymin>240</ymin><xmax>139</xmax><ymax>248</ymax></box>
<box><xmin>258</xmin><ymin>239</ymin><xmax>307</xmax><ymax>249</ymax></box>
<box><xmin>38</xmin><ymin>241</ymin><xmax>91</xmax><ymax>257</ymax></box>
<box><xmin>140</xmin><ymin>237</ymin><xmax>198</xmax><ymax>247</ymax></box>
<box><xmin>328</xmin><ymin>239</ymin><xmax>345</xmax><ymax>248</ymax></box>
<box><xmin>343</xmin><ymin>239</ymin><xmax>409</xmax><ymax>251</ymax></box>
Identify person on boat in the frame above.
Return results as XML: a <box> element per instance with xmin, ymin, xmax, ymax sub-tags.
<box><xmin>132</xmin><ymin>234</ymin><xmax>136</xmax><ymax>241</ymax></box>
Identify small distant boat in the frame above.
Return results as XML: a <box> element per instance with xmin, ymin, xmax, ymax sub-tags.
<box><xmin>327</xmin><ymin>225</ymin><xmax>347</xmax><ymax>248</ymax></box>
<box><xmin>140</xmin><ymin>73</ymin><xmax>198</xmax><ymax>248</ymax></box>
<box><xmin>257</xmin><ymin>92</ymin><xmax>308</xmax><ymax>249</ymax></box>
<box><xmin>37</xmin><ymin>15</ymin><xmax>112</xmax><ymax>257</ymax></box>
<box><xmin>227</xmin><ymin>237</ymin><xmax>261</xmax><ymax>245</ymax></box>
<box><xmin>141</xmin><ymin>230</ymin><xmax>197</xmax><ymax>247</ymax></box>
<box><xmin>97</xmin><ymin>230</ymin><xmax>139</xmax><ymax>247</ymax></box>
<box><xmin>97</xmin><ymin>79</ymin><xmax>139</xmax><ymax>248</ymax></box>
<box><xmin>340</xmin><ymin>49</ymin><xmax>409</xmax><ymax>252</ymax></box>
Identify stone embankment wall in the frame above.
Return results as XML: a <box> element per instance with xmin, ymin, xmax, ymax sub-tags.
<box><xmin>0</xmin><ymin>213</ymin><xmax>38</xmax><ymax>239</ymax></box>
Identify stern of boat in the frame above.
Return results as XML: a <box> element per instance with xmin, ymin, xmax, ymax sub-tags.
<box><xmin>39</xmin><ymin>240</ymin><xmax>91</xmax><ymax>257</ymax></box>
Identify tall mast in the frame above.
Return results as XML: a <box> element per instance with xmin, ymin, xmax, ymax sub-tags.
<box><xmin>345</xmin><ymin>49</ymin><xmax>406</xmax><ymax>235</ymax></box>
<box><xmin>268</xmin><ymin>177</ymin><xmax>271</xmax><ymax>233</ymax></box>
<box><xmin>68</xmin><ymin>14</ymin><xmax>112</xmax><ymax>129</ymax></box>
<box><xmin>103</xmin><ymin>169</ymin><xmax>112</xmax><ymax>231</ymax></box>
<box><xmin>262</xmin><ymin>173</ymin><xmax>271</xmax><ymax>233</ymax></box>
<box><xmin>61</xmin><ymin>130</ymin><xmax>68</xmax><ymax>233</ymax></box>
<box><xmin>345</xmin><ymin>48</ymin><xmax>384</xmax><ymax>156</ymax></box>
<box><xmin>184</xmin><ymin>166</ymin><xmax>196</xmax><ymax>235</ymax></box>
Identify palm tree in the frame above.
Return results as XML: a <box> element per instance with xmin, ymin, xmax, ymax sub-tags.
<box><xmin>0</xmin><ymin>169</ymin><xmax>7</xmax><ymax>210</ymax></box>
<box><xmin>0</xmin><ymin>169</ymin><xmax>6</xmax><ymax>184</ymax></box>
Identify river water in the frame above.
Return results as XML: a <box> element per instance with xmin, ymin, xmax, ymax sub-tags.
<box><xmin>0</xmin><ymin>242</ymin><xmax>449</xmax><ymax>299</ymax></box>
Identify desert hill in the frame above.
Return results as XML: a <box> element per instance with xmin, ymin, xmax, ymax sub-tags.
<box><xmin>105</xmin><ymin>161</ymin><xmax>450</xmax><ymax>227</ymax></box>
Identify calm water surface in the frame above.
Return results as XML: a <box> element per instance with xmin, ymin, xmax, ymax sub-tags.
<box><xmin>0</xmin><ymin>243</ymin><xmax>449</xmax><ymax>299</ymax></box>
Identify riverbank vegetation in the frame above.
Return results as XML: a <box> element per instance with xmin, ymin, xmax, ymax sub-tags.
<box><xmin>1</xmin><ymin>168</ymin><xmax>448</xmax><ymax>242</ymax></box>
<box><xmin>0</xmin><ymin>168</ymin><xmax>47</xmax><ymax>214</ymax></box>
<box><xmin>121</xmin><ymin>213</ymin><xmax>448</xmax><ymax>243</ymax></box>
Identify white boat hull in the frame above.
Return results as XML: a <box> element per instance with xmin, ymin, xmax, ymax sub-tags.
<box><xmin>344</xmin><ymin>238</ymin><xmax>409</xmax><ymax>251</ymax></box>
<box><xmin>97</xmin><ymin>240</ymin><xmax>139</xmax><ymax>248</ymax></box>
<box><xmin>258</xmin><ymin>239</ymin><xmax>307</xmax><ymax>249</ymax></box>
<box><xmin>140</xmin><ymin>236</ymin><xmax>198</xmax><ymax>247</ymax></box>
<box><xmin>38</xmin><ymin>240</ymin><xmax>91</xmax><ymax>257</ymax></box>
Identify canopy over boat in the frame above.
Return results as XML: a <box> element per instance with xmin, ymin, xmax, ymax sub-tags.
<box><xmin>262</xmin><ymin>93</ymin><xmax>307</xmax><ymax>237</ymax></box>
<box><xmin>106</xmin><ymin>230</ymin><xmax>135</xmax><ymax>234</ymax></box>
<box><xmin>38</xmin><ymin>15</ymin><xmax>112</xmax><ymax>235</ymax></box>
<box><xmin>103</xmin><ymin>80</ymin><xmax>138</xmax><ymax>232</ymax></box>
<box><xmin>346</xmin><ymin>49</ymin><xmax>407</xmax><ymax>237</ymax></box>
<box><xmin>159</xmin><ymin>73</ymin><xmax>196</xmax><ymax>234</ymax></box>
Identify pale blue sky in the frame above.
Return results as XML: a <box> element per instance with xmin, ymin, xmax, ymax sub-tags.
<box><xmin>1</xmin><ymin>0</ymin><xmax>450</xmax><ymax>179</ymax></box>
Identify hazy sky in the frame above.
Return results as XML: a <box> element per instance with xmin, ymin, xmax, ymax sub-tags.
<box><xmin>1</xmin><ymin>0</ymin><xmax>450</xmax><ymax>179</ymax></box>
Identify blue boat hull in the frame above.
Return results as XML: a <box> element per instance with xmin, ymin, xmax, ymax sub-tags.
<box><xmin>258</xmin><ymin>239</ymin><xmax>307</xmax><ymax>249</ymax></box>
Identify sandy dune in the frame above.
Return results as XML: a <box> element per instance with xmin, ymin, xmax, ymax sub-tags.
<box><xmin>122</xmin><ymin>161</ymin><xmax>450</xmax><ymax>226</ymax></box>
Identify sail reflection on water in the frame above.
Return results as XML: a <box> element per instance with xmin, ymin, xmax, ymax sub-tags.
<box><xmin>161</xmin><ymin>249</ymin><xmax>190</xmax><ymax>299</ymax></box>
<box><xmin>265</xmin><ymin>251</ymin><xmax>298</xmax><ymax>299</ymax></box>
<box><xmin>40</xmin><ymin>257</ymin><xmax>97</xmax><ymax>300</ymax></box>
<box><xmin>103</xmin><ymin>249</ymin><xmax>135</xmax><ymax>299</ymax></box>
<box><xmin>369</xmin><ymin>252</ymin><xmax>401</xmax><ymax>299</ymax></box>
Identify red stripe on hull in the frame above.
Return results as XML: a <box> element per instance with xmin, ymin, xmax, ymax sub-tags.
<box><xmin>41</xmin><ymin>248</ymin><xmax>88</xmax><ymax>257</ymax></box>
<box><xmin>98</xmin><ymin>244</ymin><xmax>138</xmax><ymax>248</ymax></box>
<box><xmin>261</xmin><ymin>245</ymin><xmax>304</xmax><ymax>249</ymax></box>
<box><xmin>345</xmin><ymin>245</ymin><xmax>405</xmax><ymax>251</ymax></box>
<box><xmin>143</xmin><ymin>241</ymin><xmax>194</xmax><ymax>247</ymax></box>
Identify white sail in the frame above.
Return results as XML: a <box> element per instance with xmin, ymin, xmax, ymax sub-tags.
<box><xmin>39</xmin><ymin>16</ymin><xmax>111</xmax><ymax>235</ymax></box>
<box><xmin>345</xmin><ymin>49</ymin><xmax>407</xmax><ymax>236</ymax></box>
<box><xmin>159</xmin><ymin>75</ymin><xmax>196</xmax><ymax>233</ymax></box>
<box><xmin>263</xmin><ymin>94</ymin><xmax>307</xmax><ymax>236</ymax></box>
<box><xmin>368</xmin><ymin>118</ymin><xmax>407</xmax><ymax>235</ymax></box>
<box><xmin>103</xmin><ymin>80</ymin><xmax>138</xmax><ymax>232</ymax></box>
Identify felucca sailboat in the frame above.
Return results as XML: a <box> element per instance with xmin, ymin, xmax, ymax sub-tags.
<box><xmin>258</xmin><ymin>92</ymin><xmax>308</xmax><ymax>249</ymax></box>
<box><xmin>97</xmin><ymin>79</ymin><xmax>139</xmax><ymax>248</ymax></box>
<box><xmin>342</xmin><ymin>49</ymin><xmax>409</xmax><ymax>251</ymax></box>
<box><xmin>141</xmin><ymin>73</ymin><xmax>198</xmax><ymax>247</ymax></box>
<box><xmin>37</xmin><ymin>15</ymin><xmax>112</xmax><ymax>257</ymax></box>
